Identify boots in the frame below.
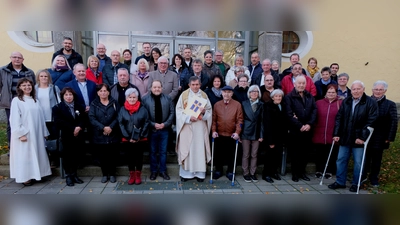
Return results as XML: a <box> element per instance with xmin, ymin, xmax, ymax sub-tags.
<box><xmin>128</xmin><ymin>171</ymin><xmax>135</xmax><ymax>185</ymax></box>
<box><xmin>135</xmin><ymin>171</ymin><xmax>142</xmax><ymax>185</ymax></box>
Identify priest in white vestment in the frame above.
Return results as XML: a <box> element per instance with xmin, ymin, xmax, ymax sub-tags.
<box><xmin>175</xmin><ymin>76</ymin><xmax>212</xmax><ymax>182</ymax></box>
<box><xmin>9</xmin><ymin>78</ymin><xmax>51</xmax><ymax>184</ymax></box>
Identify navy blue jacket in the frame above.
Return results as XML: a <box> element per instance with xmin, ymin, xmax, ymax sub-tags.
<box><xmin>65</xmin><ymin>79</ymin><xmax>97</xmax><ymax>109</ymax></box>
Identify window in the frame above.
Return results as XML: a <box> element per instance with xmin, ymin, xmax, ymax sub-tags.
<box><xmin>282</xmin><ymin>31</ymin><xmax>299</xmax><ymax>53</ymax></box>
<box><xmin>24</xmin><ymin>31</ymin><xmax>53</xmax><ymax>43</ymax></box>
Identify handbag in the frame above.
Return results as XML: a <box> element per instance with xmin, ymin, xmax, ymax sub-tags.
<box><xmin>45</xmin><ymin>138</ymin><xmax>58</xmax><ymax>152</ymax></box>
<box><xmin>131</xmin><ymin>126</ymin><xmax>141</xmax><ymax>141</ymax></box>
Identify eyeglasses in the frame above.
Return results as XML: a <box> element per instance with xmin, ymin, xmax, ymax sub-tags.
<box><xmin>250</xmin><ymin>91</ymin><xmax>258</xmax><ymax>93</ymax></box>
<box><xmin>239</xmin><ymin>80</ymin><xmax>248</xmax><ymax>83</ymax></box>
<box><xmin>215</xmin><ymin>55</ymin><xmax>223</xmax><ymax>57</ymax></box>
<box><xmin>264</xmin><ymin>79</ymin><xmax>274</xmax><ymax>82</ymax></box>
<box><xmin>158</xmin><ymin>62</ymin><xmax>168</xmax><ymax>65</ymax></box>
<box><xmin>11</xmin><ymin>56</ymin><xmax>23</xmax><ymax>59</ymax></box>
<box><xmin>373</xmin><ymin>89</ymin><xmax>385</xmax><ymax>92</ymax></box>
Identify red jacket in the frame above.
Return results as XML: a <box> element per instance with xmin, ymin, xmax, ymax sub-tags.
<box><xmin>312</xmin><ymin>97</ymin><xmax>342</xmax><ymax>144</ymax></box>
<box><xmin>86</xmin><ymin>68</ymin><xmax>103</xmax><ymax>85</ymax></box>
<box><xmin>281</xmin><ymin>74</ymin><xmax>317</xmax><ymax>96</ymax></box>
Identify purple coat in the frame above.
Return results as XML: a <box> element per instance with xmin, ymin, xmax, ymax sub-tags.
<box><xmin>312</xmin><ymin>97</ymin><xmax>342</xmax><ymax>144</ymax></box>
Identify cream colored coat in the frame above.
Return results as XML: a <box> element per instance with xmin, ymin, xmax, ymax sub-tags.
<box><xmin>175</xmin><ymin>89</ymin><xmax>212</xmax><ymax>173</ymax></box>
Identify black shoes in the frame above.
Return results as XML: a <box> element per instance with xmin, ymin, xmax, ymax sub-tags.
<box><xmin>315</xmin><ymin>172</ymin><xmax>323</xmax><ymax>179</ymax></box>
<box><xmin>196</xmin><ymin>178</ymin><xmax>204</xmax><ymax>182</ymax></box>
<box><xmin>109</xmin><ymin>176</ymin><xmax>117</xmax><ymax>183</ymax></box>
<box><xmin>101</xmin><ymin>176</ymin><xmax>108</xmax><ymax>183</ymax></box>
<box><xmin>150</xmin><ymin>172</ymin><xmax>157</xmax><ymax>180</ymax></box>
<box><xmin>300</xmin><ymin>174</ymin><xmax>310</xmax><ymax>181</ymax></box>
<box><xmin>263</xmin><ymin>176</ymin><xmax>274</xmax><ymax>183</ymax></box>
<box><xmin>271</xmin><ymin>173</ymin><xmax>281</xmax><ymax>180</ymax></box>
<box><xmin>292</xmin><ymin>175</ymin><xmax>299</xmax><ymax>182</ymax></box>
<box><xmin>226</xmin><ymin>173</ymin><xmax>233</xmax><ymax>181</ymax></box>
<box><xmin>328</xmin><ymin>182</ymin><xmax>346</xmax><ymax>189</ymax></box>
<box><xmin>213</xmin><ymin>171</ymin><xmax>222</xmax><ymax>180</ymax></box>
<box><xmin>73</xmin><ymin>176</ymin><xmax>84</xmax><ymax>184</ymax></box>
<box><xmin>66</xmin><ymin>177</ymin><xmax>74</xmax><ymax>186</ymax></box>
<box><xmin>243</xmin><ymin>175</ymin><xmax>252</xmax><ymax>183</ymax></box>
<box><xmin>250</xmin><ymin>175</ymin><xmax>258</xmax><ymax>183</ymax></box>
<box><xmin>159</xmin><ymin>172</ymin><xmax>170</xmax><ymax>180</ymax></box>
<box><xmin>180</xmin><ymin>177</ymin><xmax>188</xmax><ymax>182</ymax></box>
<box><xmin>349</xmin><ymin>185</ymin><xmax>359</xmax><ymax>192</ymax></box>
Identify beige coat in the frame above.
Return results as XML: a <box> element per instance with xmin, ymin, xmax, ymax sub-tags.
<box><xmin>175</xmin><ymin>89</ymin><xmax>212</xmax><ymax>172</ymax></box>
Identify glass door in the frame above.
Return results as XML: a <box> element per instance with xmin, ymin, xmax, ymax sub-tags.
<box><xmin>132</xmin><ymin>38</ymin><xmax>173</xmax><ymax>63</ymax></box>
<box><xmin>175</xmin><ymin>39</ymin><xmax>216</xmax><ymax>62</ymax></box>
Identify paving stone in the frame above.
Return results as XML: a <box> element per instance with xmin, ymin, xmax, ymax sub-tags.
<box><xmin>122</xmin><ymin>190</ymin><xmax>144</xmax><ymax>194</ymax></box>
<box><xmin>163</xmin><ymin>190</ymin><xmax>184</xmax><ymax>194</ymax></box>
<box><xmin>101</xmin><ymin>188</ymin><xmax>123</xmax><ymax>194</ymax></box>
<box><xmin>58</xmin><ymin>188</ymin><xmax>84</xmax><ymax>194</ymax></box>
<box><xmin>258</xmin><ymin>186</ymin><xmax>280</xmax><ymax>192</ymax></box>
<box><xmin>14</xmin><ymin>188</ymin><xmax>43</xmax><ymax>194</ymax></box>
<box><xmin>142</xmin><ymin>190</ymin><xmax>165</xmax><ymax>194</ymax></box>
<box><xmin>203</xmin><ymin>190</ymin><xmax>224</xmax><ymax>194</ymax></box>
<box><xmin>275</xmin><ymin>185</ymin><xmax>298</xmax><ymax>192</ymax></box>
<box><xmin>85</xmin><ymin>181</ymin><xmax>108</xmax><ymax>188</ymax></box>
<box><xmin>0</xmin><ymin>189</ymin><xmax>17</xmax><ymax>194</ymax></box>
<box><xmin>81</xmin><ymin>187</ymin><xmax>104</xmax><ymax>194</ymax></box>
<box><xmin>221</xmin><ymin>189</ymin><xmax>243</xmax><ymax>194</ymax></box>
<box><xmin>37</xmin><ymin>188</ymin><xmax>63</xmax><ymax>194</ymax></box>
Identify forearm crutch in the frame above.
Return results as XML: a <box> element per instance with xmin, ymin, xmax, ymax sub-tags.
<box><xmin>231</xmin><ymin>139</ymin><xmax>239</xmax><ymax>186</ymax></box>
<box><xmin>209</xmin><ymin>138</ymin><xmax>215</xmax><ymax>184</ymax></box>
<box><xmin>320</xmin><ymin>141</ymin><xmax>336</xmax><ymax>185</ymax></box>
<box><xmin>357</xmin><ymin>127</ymin><xmax>374</xmax><ymax>194</ymax></box>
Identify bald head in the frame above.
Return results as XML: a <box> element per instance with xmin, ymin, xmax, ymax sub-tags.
<box><xmin>96</xmin><ymin>43</ymin><xmax>107</xmax><ymax>58</ymax></box>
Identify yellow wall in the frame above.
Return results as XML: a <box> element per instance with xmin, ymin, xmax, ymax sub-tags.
<box><xmin>282</xmin><ymin>0</ymin><xmax>400</xmax><ymax>102</ymax></box>
<box><xmin>0</xmin><ymin>32</ymin><xmax>53</xmax><ymax>74</ymax></box>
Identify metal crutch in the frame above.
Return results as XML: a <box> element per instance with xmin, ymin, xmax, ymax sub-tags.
<box><xmin>209</xmin><ymin>138</ymin><xmax>215</xmax><ymax>184</ymax></box>
<box><xmin>320</xmin><ymin>141</ymin><xmax>336</xmax><ymax>185</ymax></box>
<box><xmin>231</xmin><ymin>139</ymin><xmax>239</xmax><ymax>186</ymax></box>
<box><xmin>357</xmin><ymin>127</ymin><xmax>374</xmax><ymax>194</ymax></box>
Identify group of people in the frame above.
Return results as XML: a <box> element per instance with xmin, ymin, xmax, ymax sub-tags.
<box><xmin>1</xmin><ymin>39</ymin><xmax>397</xmax><ymax>192</ymax></box>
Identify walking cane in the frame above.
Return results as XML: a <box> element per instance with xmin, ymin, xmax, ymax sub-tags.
<box><xmin>210</xmin><ymin>138</ymin><xmax>215</xmax><ymax>184</ymax></box>
<box><xmin>320</xmin><ymin>141</ymin><xmax>336</xmax><ymax>185</ymax></box>
<box><xmin>231</xmin><ymin>139</ymin><xmax>239</xmax><ymax>186</ymax></box>
<box><xmin>357</xmin><ymin>127</ymin><xmax>374</xmax><ymax>194</ymax></box>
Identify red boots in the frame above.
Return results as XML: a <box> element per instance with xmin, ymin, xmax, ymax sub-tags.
<box><xmin>128</xmin><ymin>171</ymin><xmax>135</xmax><ymax>185</ymax></box>
<box><xmin>135</xmin><ymin>171</ymin><xmax>142</xmax><ymax>185</ymax></box>
<box><xmin>128</xmin><ymin>171</ymin><xmax>142</xmax><ymax>185</ymax></box>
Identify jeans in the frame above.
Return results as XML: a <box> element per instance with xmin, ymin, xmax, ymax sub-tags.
<box><xmin>149</xmin><ymin>129</ymin><xmax>169</xmax><ymax>173</ymax></box>
<box><xmin>336</xmin><ymin>145</ymin><xmax>364</xmax><ymax>185</ymax></box>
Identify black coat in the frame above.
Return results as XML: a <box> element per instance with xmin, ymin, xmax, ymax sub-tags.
<box><xmin>233</xmin><ymin>86</ymin><xmax>249</xmax><ymax>103</ymax></box>
<box><xmin>333</xmin><ymin>93</ymin><xmax>379</xmax><ymax>147</ymax></box>
<box><xmin>368</xmin><ymin>96</ymin><xmax>398</xmax><ymax>149</ymax></box>
<box><xmin>52</xmin><ymin>101</ymin><xmax>86</xmax><ymax>145</ymax></box>
<box><xmin>181</xmin><ymin>72</ymin><xmax>209</xmax><ymax>92</ymax></box>
<box><xmin>241</xmin><ymin>99</ymin><xmax>264</xmax><ymax>140</ymax></box>
<box><xmin>250</xmin><ymin>69</ymin><xmax>281</xmax><ymax>89</ymax></box>
<box><xmin>285</xmin><ymin>89</ymin><xmax>317</xmax><ymax>133</ymax></box>
<box><xmin>102</xmin><ymin>63</ymin><xmax>129</xmax><ymax>87</ymax></box>
<box><xmin>205</xmin><ymin>88</ymin><xmax>223</xmax><ymax>108</ymax></box>
<box><xmin>52</xmin><ymin>49</ymin><xmax>83</xmax><ymax>69</ymax></box>
<box><xmin>88</xmin><ymin>97</ymin><xmax>121</xmax><ymax>144</ymax></box>
<box><xmin>263</xmin><ymin>101</ymin><xmax>288</xmax><ymax>145</ymax></box>
<box><xmin>118</xmin><ymin>104</ymin><xmax>149</xmax><ymax>141</ymax></box>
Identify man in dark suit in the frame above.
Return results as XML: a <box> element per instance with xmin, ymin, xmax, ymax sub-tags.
<box><xmin>65</xmin><ymin>64</ymin><xmax>97</xmax><ymax>112</ymax></box>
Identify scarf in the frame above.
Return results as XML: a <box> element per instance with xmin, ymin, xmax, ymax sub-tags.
<box><xmin>371</xmin><ymin>95</ymin><xmax>385</xmax><ymax>102</ymax></box>
<box><xmin>55</xmin><ymin>65</ymin><xmax>69</xmax><ymax>71</ymax></box>
<box><xmin>90</xmin><ymin>68</ymin><xmax>100</xmax><ymax>78</ymax></box>
<box><xmin>151</xmin><ymin>93</ymin><xmax>163</xmax><ymax>123</ymax></box>
<box><xmin>65</xmin><ymin>101</ymin><xmax>75</xmax><ymax>117</ymax></box>
<box><xmin>124</xmin><ymin>100</ymin><xmax>141</xmax><ymax>115</ymax></box>
<box><xmin>307</xmin><ymin>66</ymin><xmax>319</xmax><ymax>78</ymax></box>
<box><xmin>138</xmin><ymin>71</ymin><xmax>148</xmax><ymax>80</ymax></box>
<box><xmin>211</xmin><ymin>87</ymin><xmax>222</xmax><ymax>98</ymax></box>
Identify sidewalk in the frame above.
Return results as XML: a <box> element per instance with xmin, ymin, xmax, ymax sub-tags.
<box><xmin>0</xmin><ymin>172</ymin><xmax>371</xmax><ymax>194</ymax></box>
